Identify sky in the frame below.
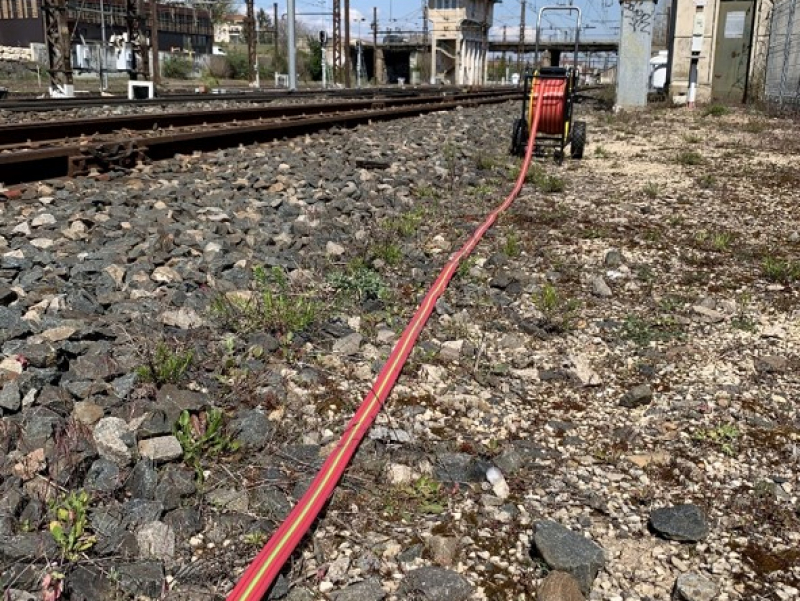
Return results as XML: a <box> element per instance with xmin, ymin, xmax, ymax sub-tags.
<box><xmin>247</xmin><ymin>1</ymin><xmax>631</xmax><ymax>41</ymax></box>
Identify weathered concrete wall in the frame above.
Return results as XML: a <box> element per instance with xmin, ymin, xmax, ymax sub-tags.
<box><xmin>617</xmin><ymin>0</ymin><xmax>658</xmax><ymax>108</ymax></box>
<box><xmin>0</xmin><ymin>44</ymin><xmax>33</xmax><ymax>62</ymax></box>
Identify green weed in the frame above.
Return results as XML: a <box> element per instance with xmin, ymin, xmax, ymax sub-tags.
<box><xmin>676</xmin><ymin>150</ymin><xmax>704</xmax><ymax>166</ymax></box>
<box><xmin>692</xmin><ymin>423</ymin><xmax>740</xmax><ymax>456</ymax></box>
<box><xmin>594</xmin><ymin>145</ymin><xmax>610</xmax><ymax>158</ymax></box>
<box><xmin>210</xmin><ymin>265</ymin><xmax>317</xmax><ymax>337</ymax></box>
<box><xmin>174</xmin><ymin>408</ymin><xmax>240</xmax><ymax>483</ymax></box>
<box><xmin>642</xmin><ymin>181</ymin><xmax>660</xmax><ymax>199</ymax></box>
<box><xmin>49</xmin><ymin>490</ymin><xmax>95</xmax><ymax>561</ymax></box>
<box><xmin>328</xmin><ymin>265</ymin><xmax>387</xmax><ymax>302</ymax></box>
<box><xmin>371</xmin><ymin>241</ymin><xmax>403</xmax><ymax>266</ymax></box>
<box><xmin>621</xmin><ymin>314</ymin><xmax>682</xmax><ymax>346</ymax></box>
<box><xmin>762</xmin><ymin>256</ymin><xmax>800</xmax><ymax>283</ymax></box>
<box><xmin>503</xmin><ymin>232</ymin><xmax>521</xmax><ymax>257</ymax></box>
<box><xmin>136</xmin><ymin>343</ymin><xmax>193</xmax><ymax>387</ymax></box>
<box><xmin>525</xmin><ymin>164</ymin><xmax>566</xmax><ymax>193</ymax></box>
<box><xmin>682</xmin><ymin>133</ymin><xmax>702</xmax><ymax>144</ymax></box>
<box><xmin>385</xmin><ymin>208</ymin><xmax>425</xmax><ymax>238</ymax></box>
<box><xmin>697</xmin><ymin>174</ymin><xmax>716</xmax><ymax>189</ymax></box>
<box><xmin>703</xmin><ymin>104</ymin><xmax>729</xmax><ymax>117</ymax></box>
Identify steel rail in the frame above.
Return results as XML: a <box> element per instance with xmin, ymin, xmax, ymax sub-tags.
<box><xmin>0</xmin><ymin>93</ymin><xmax>519</xmax><ymax>186</ymax></box>
<box><xmin>0</xmin><ymin>86</ymin><xmax>518</xmax><ymax>112</ymax></box>
<box><xmin>0</xmin><ymin>90</ymin><xmax>516</xmax><ymax>146</ymax></box>
<box><xmin>226</xmin><ymin>78</ymin><xmax>550</xmax><ymax>601</ymax></box>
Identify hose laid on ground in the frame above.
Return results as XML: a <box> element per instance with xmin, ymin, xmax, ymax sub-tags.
<box><xmin>226</xmin><ymin>86</ymin><xmax>548</xmax><ymax>601</ymax></box>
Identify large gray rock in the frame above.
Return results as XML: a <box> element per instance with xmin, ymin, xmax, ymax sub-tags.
<box><xmin>93</xmin><ymin>417</ymin><xmax>134</xmax><ymax>466</ymax></box>
<box><xmin>531</xmin><ymin>521</ymin><xmax>606</xmax><ymax>596</ymax></box>
<box><xmin>649</xmin><ymin>505</ymin><xmax>709</xmax><ymax>542</ymax></box>
<box><xmin>138</xmin><ymin>436</ymin><xmax>183</xmax><ymax>463</ymax></box>
<box><xmin>116</xmin><ymin>562</ymin><xmax>164</xmax><ymax>599</ymax></box>
<box><xmin>136</xmin><ymin>521</ymin><xmax>175</xmax><ymax>562</ymax></box>
<box><xmin>619</xmin><ymin>385</ymin><xmax>653</xmax><ymax>409</ymax></box>
<box><xmin>229</xmin><ymin>409</ymin><xmax>273</xmax><ymax>451</ymax></box>
<box><xmin>538</xmin><ymin>571</ymin><xmax>585</xmax><ymax>601</ymax></box>
<box><xmin>397</xmin><ymin>567</ymin><xmax>472</xmax><ymax>601</ymax></box>
<box><xmin>331</xmin><ymin>578</ymin><xmax>386</xmax><ymax>601</ymax></box>
<box><xmin>672</xmin><ymin>573</ymin><xmax>719</xmax><ymax>601</ymax></box>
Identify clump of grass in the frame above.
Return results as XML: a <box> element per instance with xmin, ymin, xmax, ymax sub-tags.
<box><xmin>676</xmin><ymin>150</ymin><xmax>704</xmax><ymax>166</ymax></box>
<box><xmin>137</xmin><ymin>342</ymin><xmax>194</xmax><ymax>386</ymax></box>
<box><xmin>621</xmin><ymin>314</ymin><xmax>682</xmax><ymax>346</ymax></box>
<box><xmin>49</xmin><ymin>490</ymin><xmax>95</xmax><ymax>561</ymax></box>
<box><xmin>384</xmin><ymin>208</ymin><xmax>425</xmax><ymax>238</ymax></box>
<box><xmin>642</xmin><ymin>181</ymin><xmax>660</xmax><ymax>199</ymax></box>
<box><xmin>174</xmin><ymin>408</ymin><xmax>240</xmax><ymax>482</ymax></box>
<box><xmin>525</xmin><ymin>164</ymin><xmax>565</xmax><ymax>193</ymax></box>
<box><xmin>503</xmin><ymin>232</ymin><xmax>521</xmax><ymax>257</ymax></box>
<box><xmin>743</xmin><ymin>119</ymin><xmax>767</xmax><ymax>134</ymax></box>
<box><xmin>328</xmin><ymin>263</ymin><xmax>387</xmax><ymax>302</ymax></box>
<box><xmin>682</xmin><ymin>133</ymin><xmax>702</xmax><ymax>144</ymax></box>
<box><xmin>413</xmin><ymin>185</ymin><xmax>440</xmax><ymax>200</ymax></box>
<box><xmin>594</xmin><ymin>145</ymin><xmax>610</xmax><ymax>158</ymax></box>
<box><xmin>533</xmin><ymin>283</ymin><xmax>580</xmax><ymax>331</ymax></box>
<box><xmin>475</xmin><ymin>152</ymin><xmax>498</xmax><ymax>171</ymax></box>
<box><xmin>697</xmin><ymin>174</ymin><xmax>716</xmax><ymax>189</ymax></box>
<box><xmin>692</xmin><ymin>423</ymin><xmax>740</xmax><ymax>456</ymax></box>
<box><xmin>761</xmin><ymin>256</ymin><xmax>800</xmax><ymax>283</ymax></box>
<box><xmin>210</xmin><ymin>265</ymin><xmax>317</xmax><ymax>337</ymax></box>
<box><xmin>703</xmin><ymin>104</ymin><xmax>729</xmax><ymax>117</ymax></box>
<box><xmin>371</xmin><ymin>241</ymin><xmax>403</xmax><ymax>266</ymax></box>
<box><xmin>695</xmin><ymin>229</ymin><xmax>734</xmax><ymax>252</ymax></box>
<box><xmin>384</xmin><ymin>476</ymin><xmax>448</xmax><ymax>520</ymax></box>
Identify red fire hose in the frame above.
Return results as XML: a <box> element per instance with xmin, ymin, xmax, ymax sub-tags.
<box><xmin>226</xmin><ymin>85</ymin><xmax>549</xmax><ymax>601</ymax></box>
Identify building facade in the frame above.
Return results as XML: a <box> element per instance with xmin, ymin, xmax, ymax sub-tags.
<box><xmin>428</xmin><ymin>0</ymin><xmax>497</xmax><ymax>84</ymax></box>
<box><xmin>669</xmin><ymin>0</ymin><xmax>769</xmax><ymax>103</ymax></box>
<box><xmin>0</xmin><ymin>0</ymin><xmax>212</xmax><ymax>53</ymax></box>
<box><xmin>214</xmin><ymin>13</ymin><xmax>245</xmax><ymax>45</ymax></box>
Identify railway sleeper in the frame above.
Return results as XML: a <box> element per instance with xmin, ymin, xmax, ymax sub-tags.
<box><xmin>68</xmin><ymin>142</ymin><xmax>146</xmax><ymax>177</ymax></box>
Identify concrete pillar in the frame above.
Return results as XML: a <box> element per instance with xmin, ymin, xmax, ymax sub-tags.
<box><xmin>616</xmin><ymin>0</ymin><xmax>658</xmax><ymax>108</ymax></box>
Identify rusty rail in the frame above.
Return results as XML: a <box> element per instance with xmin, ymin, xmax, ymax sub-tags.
<box><xmin>0</xmin><ymin>92</ymin><xmax>519</xmax><ymax>187</ymax></box>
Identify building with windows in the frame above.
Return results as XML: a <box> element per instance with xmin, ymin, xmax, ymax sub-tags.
<box><xmin>428</xmin><ymin>0</ymin><xmax>498</xmax><ymax>84</ymax></box>
<box><xmin>0</xmin><ymin>0</ymin><xmax>212</xmax><ymax>53</ymax></box>
<box><xmin>214</xmin><ymin>13</ymin><xmax>246</xmax><ymax>45</ymax></box>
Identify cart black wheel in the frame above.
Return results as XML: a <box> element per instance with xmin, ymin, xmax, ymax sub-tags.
<box><xmin>511</xmin><ymin>118</ymin><xmax>528</xmax><ymax>157</ymax></box>
<box><xmin>554</xmin><ymin>149</ymin><xmax>565</xmax><ymax>165</ymax></box>
<box><xmin>571</xmin><ymin>121</ymin><xmax>587</xmax><ymax>159</ymax></box>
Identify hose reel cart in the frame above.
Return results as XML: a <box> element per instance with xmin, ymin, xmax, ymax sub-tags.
<box><xmin>510</xmin><ymin>5</ymin><xmax>587</xmax><ymax>162</ymax></box>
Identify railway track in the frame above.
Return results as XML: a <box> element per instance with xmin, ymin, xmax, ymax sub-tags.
<box><xmin>0</xmin><ymin>85</ymin><xmax>511</xmax><ymax>112</ymax></box>
<box><xmin>0</xmin><ymin>89</ymin><xmax>519</xmax><ymax>187</ymax></box>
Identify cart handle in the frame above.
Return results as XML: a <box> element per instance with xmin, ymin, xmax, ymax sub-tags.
<box><xmin>534</xmin><ymin>6</ymin><xmax>582</xmax><ymax>70</ymax></box>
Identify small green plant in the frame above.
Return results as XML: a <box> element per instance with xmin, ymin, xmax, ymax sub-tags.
<box><xmin>594</xmin><ymin>145</ymin><xmax>610</xmax><ymax>158</ymax></box>
<box><xmin>703</xmin><ymin>104</ymin><xmax>729</xmax><ymax>117</ymax></box>
<box><xmin>697</xmin><ymin>174</ymin><xmax>716</xmax><ymax>189</ymax></box>
<box><xmin>535</xmin><ymin>283</ymin><xmax>560</xmax><ymax>314</ymax></box>
<box><xmin>371</xmin><ymin>241</ymin><xmax>403</xmax><ymax>266</ymax></box>
<box><xmin>503</xmin><ymin>232</ymin><xmax>521</xmax><ymax>257</ymax></box>
<box><xmin>475</xmin><ymin>153</ymin><xmax>498</xmax><ymax>171</ymax></box>
<box><xmin>642</xmin><ymin>181</ymin><xmax>660</xmax><ymax>199</ymax></box>
<box><xmin>456</xmin><ymin>255</ymin><xmax>477</xmax><ymax>279</ymax></box>
<box><xmin>396</xmin><ymin>476</ymin><xmax>447</xmax><ymax>515</ymax></box>
<box><xmin>210</xmin><ymin>265</ymin><xmax>317</xmax><ymax>337</ymax></box>
<box><xmin>731</xmin><ymin>291</ymin><xmax>756</xmax><ymax>331</ymax></box>
<box><xmin>676</xmin><ymin>150</ymin><xmax>704</xmax><ymax>166</ymax></box>
<box><xmin>712</xmin><ymin>231</ymin><xmax>733</xmax><ymax>252</ymax></box>
<box><xmin>136</xmin><ymin>342</ymin><xmax>194</xmax><ymax>386</ymax></box>
<box><xmin>243</xmin><ymin>531</ymin><xmax>268</xmax><ymax>546</ymax></box>
<box><xmin>328</xmin><ymin>265</ymin><xmax>387</xmax><ymax>302</ymax></box>
<box><xmin>682</xmin><ymin>133</ymin><xmax>702</xmax><ymax>144</ymax></box>
<box><xmin>621</xmin><ymin>314</ymin><xmax>682</xmax><ymax>346</ymax></box>
<box><xmin>385</xmin><ymin>208</ymin><xmax>425</xmax><ymax>238</ymax></box>
<box><xmin>761</xmin><ymin>256</ymin><xmax>800</xmax><ymax>283</ymax></box>
<box><xmin>692</xmin><ymin>423</ymin><xmax>740</xmax><ymax>456</ymax></box>
<box><xmin>413</xmin><ymin>185</ymin><xmax>440</xmax><ymax>200</ymax></box>
<box><xmin>49</xmin><ymin>490</ymin><xmax>95</xmax><ymax>561</ymax></box>
<box><xmin>174</xmin><ymin>408</ymin><xmax>240</xmax><ymax>482</ymax></box>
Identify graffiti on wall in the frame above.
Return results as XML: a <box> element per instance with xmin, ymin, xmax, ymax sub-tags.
<box><xmin>623</xmin><ymin>1</ymin><xmax>652</xmax><ymax>34</ymax></box>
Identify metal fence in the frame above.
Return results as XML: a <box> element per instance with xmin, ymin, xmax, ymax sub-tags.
<box><xmin>765</xmin><ymin>0</ymin><xmax>800</xmax><ymax>106</ymax></box>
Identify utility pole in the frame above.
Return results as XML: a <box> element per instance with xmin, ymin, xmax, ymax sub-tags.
<box><xmin>372</xmin><ymin>7</ymin><xmax>378</xmax><ymax>85</ymax></box>
<box><xmin>422</xmin><ymin>0</ymin><xmax>428</xmax><ymax>40</ymax></box>
<box><xmin>273</xmin><ymin>2</ymin><xmax>279</xmax><ymax>58</ymax></box>
<box><xmin>246</xmin><ymin>0</ymin><xmax>256</xmax><ymax>86</ymax></box>
<box><xmin>332</xmin><ymin>0</ymin><xmax>341</xmax><ymax>84</ymax></box>
<box><xmin>518</xmin><ymin>0</ymin><xmax>526</xmax><ymax>74</ymax></box>
<box><xmin>42</xmin><ymin>0</ymin><xmax>73</xmax><ymax>96</ymax></box>
<box><xmin>344</xmin><ymin>0</ymin><xmax>351</xmax><ymax>87</ymax></box>
<box><xmin>99</xmin><ymin>0</ymin><xmax>107</xmax><ymax>91</ymax></box>
<box><xmin>151</xmin><ymin>0</ymin><xmax>160</xmax><ymax>88</ymax></box>
<box><xmin>287</xmin><ymin>0</ymin><xmax>296</xmax><ymax>90</ymax></box>
<box><xmin>127</xmin><ymin>0</ymin><xmax>150</xmax><ymax>80</ymax></box>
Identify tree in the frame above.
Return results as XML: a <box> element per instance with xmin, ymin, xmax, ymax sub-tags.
<box><xmin>257</xmin><ymin>8</ymin><xmax>272</xmax><ymax>44</ymax></box>
<box><xmin>305</xmin><ymin>35</ymin><xmax>323</xmax><ymax>81</ymax></box>
<box><xmin>197</xmin><ymin>0</ymin><xmax>237</xmax><ymax>25</ymax></box>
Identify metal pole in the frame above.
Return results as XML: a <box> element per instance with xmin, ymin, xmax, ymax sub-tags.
<box><xmin>151</xmin><ymin>0</ymin><xmax>160</xmax><ymax>89</ymax></box>
<box><xmin>100</xmin><ymin>0</ymin><xmax>107</xmax><ymax>90</ymax></box>
<box><xmin>255</xmin><ymin>9</ymin><xmax>260</xmax><ymax>88</ymax></box>
<box><xmin>372</xmin><ymin>6</ymin><xmax>378</xmax><ymax>84</ymax></box>
<box><xmin>357</xmin><ymin>41</ymin><xmax>362</xmax><ymax>87</ymax></box>
<box><xmin>246</xmin><ymin>0</ymin><xmax>256</xmax><ymax>86</ymax></box>
<box><xmin>322</xmin><ymin>39</ymin><xmax>327</xmax><ymax>88</ymax></box>
<box><xmin>344</xmin><ymin>0</ymin><xmax>351</xmax><ymax>87</ymax></box>
<box><xmin>287</xmin><ymin>0</ymin><xmax>297</xmax><ymax>90</ymax></box>
<box><xmin>333</xmin><ymin>0</ymin><xmax>341</xmax><ymax>84</ymax></box>
<box><xmin>518</xmin><ymin>0</ymin><xmax>525</xmax><ymax>74</ymax></box>
<box><xmin>273</xmin><ymin>3</ymin><xmax>279</xmax><ymax>59</ymax></box>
